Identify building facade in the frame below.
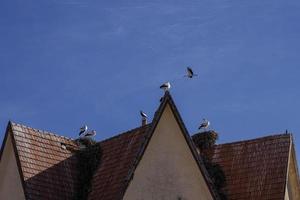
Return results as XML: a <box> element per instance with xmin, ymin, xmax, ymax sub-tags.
<box><xmin>0</xmin><ymin>92</ymin><xmax>299</xmax><ymax>199</ymax></box>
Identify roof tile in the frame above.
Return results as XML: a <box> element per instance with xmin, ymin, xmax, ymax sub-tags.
<box><xmin>196</xmin><ymin>134</ymin><xmax>291</xmax><ymax>200</ymax></box>
<box><xmin>5</xmin><ymin>120</ymin><xmax>293</xmax><ymax>200</ymax></box>
<box><xmin>88</xmin><ymin>124</ymin><xmax>150</xmax><ymax>200</ymax></box>
<box><xmin>10</xmin><ymin>122</ymin><xmax>79</xmax><ymax>200</ymax></box>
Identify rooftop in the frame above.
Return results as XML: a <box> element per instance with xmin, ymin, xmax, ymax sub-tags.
<box><xmin>1</xmin><ymin>121</ymin><xmax>293</xmax><ymax>200</ymax></box>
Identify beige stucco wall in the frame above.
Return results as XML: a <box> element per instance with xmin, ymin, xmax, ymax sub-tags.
<box><xmin>285</xmin><ymin>148</ymin><xmax>300</xmax><ymax>200</ymax></box>
<box><xmin>123</xmin><ymin>104</ymin><xmax>214</xmax><ymax>200</ymax></box>
<box><xmin>0</xmin><ymin>133</ymin><xmax>26</xmax><ymax>200</ymax></box>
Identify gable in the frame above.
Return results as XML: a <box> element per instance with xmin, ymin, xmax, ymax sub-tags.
<box><xmin>0</xmin><ymin>130</ymin><xmax>26</xmax><ymax>200</ymax></box>
<box><xmin>123</xmin><ymin>104</ymin><xmax>214</xmax><ymax>200</ymax></box>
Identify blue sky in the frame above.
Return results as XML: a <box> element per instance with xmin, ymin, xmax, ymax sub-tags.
<box><xmin>1</xmin><ymin>0</ymin><xmax>300</xmax><ymax>161</ymax></box>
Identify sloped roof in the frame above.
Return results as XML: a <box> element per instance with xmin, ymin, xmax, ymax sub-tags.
<box><xmin>1</xmin><ymin>122</ymin><xmax>295</xmax><ymax>200</ymax></box>
<box><xmin>0</xmin><ymin>92</ymin><xmax>220</xmax><ymax>200</ymax></box>
<box><xmin>5</xmin><ymin>121</ymin><xmax>151</xmax><ymax>200</ymax></box>
<box><xmin>196</xmin><ymin>134</ymin><xmax>292</xmax><ymax>200</ymax></box>
<box><xmin>88</xmin><ymin>124</ymin><xmax>150</xmax><ymax>200</ymax></box>
<box><xmin>8</xmin><ymin>122</ymin><xmax>79</xmax><ymax>200</ymax></box>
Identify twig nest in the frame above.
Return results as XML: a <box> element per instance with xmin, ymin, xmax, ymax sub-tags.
<box><xmin>192</xmin><ymin>130</ymin><xmax>219</xmax><ymax>150</ymax></box>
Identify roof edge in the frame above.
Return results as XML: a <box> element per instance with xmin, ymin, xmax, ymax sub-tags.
<box><xmin>166</xmin><ymin>92</ymin><xmax>220</xmax><ymax>200</ymax></box>
<box><xmin>208</xmin><ymin>133</ymin><xmax>292</xmax><ymax>147</ymax></box>
<box><xmin>284</xmin><ymin>134</ymin><xmax>293</xmax><ymax>199</ymax></box>
<box><xmin>10</xmin><ymin>121</ymin><xmax>74</xmax><ymax>141</ymax></box>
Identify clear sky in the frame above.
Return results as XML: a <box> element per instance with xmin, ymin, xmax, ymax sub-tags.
<box><xmin>1</xmin><ymin>0</ymin><xmax>300</xmax><ymax>162</ymax></box>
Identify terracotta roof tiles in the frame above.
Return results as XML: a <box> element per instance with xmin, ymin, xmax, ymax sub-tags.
<box><xmin>88</xmin><ymin>124</ymin><xmax>151</xmax><ymax>200</ymax></box>
<box><xmin>10</xmin><ymin>122</ymin><xmax>79</xmax><ymax>200</ymax></box>
<box><xmin>1</xmin><ymin>122</ymin><xmax>294</xmax><ymax>200</ymax></box>
<box><xmin>196</xmin><ymin>134</ymin><xmax>292</xmax><ymax>200</ymax></box>
<box><xmin>5</xmin><ymin>121</ymin><xmax>151</xmax><ymax>200</ymax></box>
<box><xmin>0</xmin><ymin>92</ymin><xmax>221</xmax><ymax>200</ymax></box>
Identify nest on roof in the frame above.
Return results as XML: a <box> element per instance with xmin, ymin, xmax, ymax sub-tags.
<box><xmin>192</xmin><ymin>130</ymin><xmax>227</xmax><ymax>200</ymax></box>
<box><xmin>192</xmin><ymin>130</ymin><xmax>219</xmax><ymax>151</ymax></box>
<box><xmin>75</xmin><ymin>137</ymin><xmax>97</xmax><ymax>147</ymax></box>
<box><xmin>74</xmin><ymin>138</ymin><xmax>101</xmax><ymax>200</ymax></box>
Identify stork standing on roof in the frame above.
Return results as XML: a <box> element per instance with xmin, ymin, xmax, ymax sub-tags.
<box><xmin>140</xmin><ymin>110</ymin><xmax>148</xmax><ymax>126</ymax></box>
<box><xmin>79</xmin><ymin>125</ymin><xmax>88</xmax><ymax>136</ymax></box>
<box><xmin>140</xmin><ymin>110</ymin><xmax>148</xmax><ymax>118</ymax></box>
<box><xmin>184</xmin><ymin>67</ymin><xmax>198</xmax><ymax>78</ymax></box>
<box><xmin>199</xmin><ymin>119</ymin><xmax>210</xmax><ymax>130</ymax></box>
<box><xmin>160</xmin><ymin>82</ymin><xmax>171</xmax><ymax>91</ymax></box>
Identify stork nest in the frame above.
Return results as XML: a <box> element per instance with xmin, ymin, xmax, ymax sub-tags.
<box><xmin>192</xmin><ymin>130</ymin><xmax>218</xmax><ymax>151</ymax></box>
<box><xmin>192</xmin><ymin>130</ymin><xmax>227</xmax><ymax>199</ymax></box>
<box><xmin>76</xmin><ymin>137</ymin><xmax>97</xmax><ymax>147</ymax></box>
<box><xmin>74</xmin><ymin>140</ymin><xmax>101</xmax><ymax>200</ymax></box>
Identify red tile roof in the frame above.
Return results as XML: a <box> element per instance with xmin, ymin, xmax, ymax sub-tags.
<box><xmin>10</xmin><ymin>122</ymin><xmax>79</xmax><ymax>200</ymax></box>
<box><xmin>87</xmin><ymin>91</ymin><xmax>220</xmax><ymax>200</ymax></box>
<box><xmin>8</xmin><ymin>121</ymin><xmax>151</xmax><ymax>200</ymax></box>
<box><xmin>88</xmin><ymin>124</ymin><xmax>150</xmax><ymax>200</ymax></box>
<box><xmin>3</xmin><ymin>121</ymin><xmax>293</xmax><ymax>200</ymax></box>
<box><xmin>197</xmin><ymin>134</ymin><xmax>292</xmax><ymax>200</ymax></box>
<box><xmin>88</xmin><ymin>92</ymin><xmax>220</xmax><ymax>199</ymax></box>
<box><xmin>0</xmin><ymin>90</ymin><xmax>295</xmax><ymax>200</ymax></box>
<box><xmin>2</xmin><ymin>93</ymin><xmax>219</xmax><ymax>200</ymax></box>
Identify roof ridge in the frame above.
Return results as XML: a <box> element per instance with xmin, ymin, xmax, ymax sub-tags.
<box><xmin>10</xmin><ymin>121</ymin><xmax>74</xmax><ymax>141</ymax></box>
<box><xmin>215</xmin><ymin>133</ymin><xmax>291</xmax><ymax>146</ymax></box>
<box><xmin>99</xmin><ymin>123</ymin><xmax>152</xmax><ymax>144</ymax></box>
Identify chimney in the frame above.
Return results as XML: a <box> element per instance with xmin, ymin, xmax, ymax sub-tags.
<box><xmin>142</xmin><ymin>117</ymin><xmax>147</xmax><ymax>126</ymax></box>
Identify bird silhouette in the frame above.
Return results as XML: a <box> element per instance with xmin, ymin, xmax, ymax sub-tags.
<box><xmin>184</xmin><ymin>67</ymin><xmax>198</xmax><ymax>78</ymax></box>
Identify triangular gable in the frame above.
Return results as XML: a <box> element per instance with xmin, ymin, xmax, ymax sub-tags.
<box><xmin>0</xmin><ymin>122</ymin><xmax>27</xmax><ymax>200</ymax></box>
<box><xmin>121</xmin><ymin>91</ymin><xmax>219</xmax><ymax>199</ymax></box>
